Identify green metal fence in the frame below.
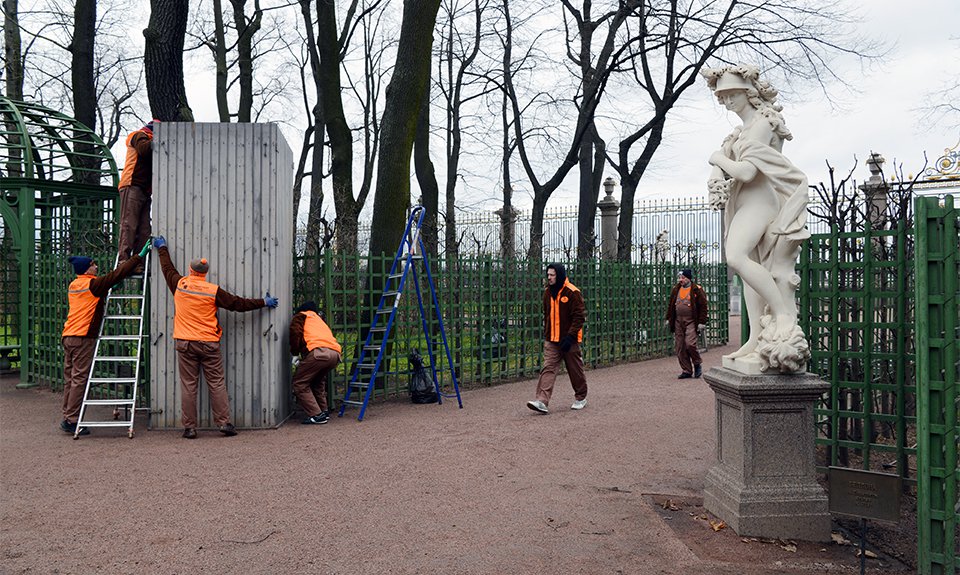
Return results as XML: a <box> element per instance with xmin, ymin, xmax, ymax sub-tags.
<box><xmin>0</xmin><ymin>97</ymin><xmax>119</xmax><ymax>390</ymax></box>
<box><xmin>915</xmin><ymin>195</ymin><xmax>959</xmax><ymax>574</ymax></box>
<box><xmin>799</xmin><ymin>219</ymin><xmax>917</xmax><ymax>480</ymax></box>
<box><xmin>294</xmin><ymin>251</ymin><xmax>728</xmax><ymax>401</ymax></box>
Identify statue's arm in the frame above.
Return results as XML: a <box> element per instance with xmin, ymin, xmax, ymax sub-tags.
<box><xmin>709</xmin><ymin>151</ymin><xmax>757</xmax><ymax>183</ymax></box>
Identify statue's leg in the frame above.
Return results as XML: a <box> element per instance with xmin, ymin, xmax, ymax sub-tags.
<box><xmin>729</xmin><ymin>280</ymin><xmax>763</xmax><ymax>358</ymax></box>
<box><xmin>725</xmin><ymin>203</ymin><xmax>789</xmax><ymax>320</ymax></box>
<box><xmin>770</xmin><ymin>241</ymin><xmax>803</xmax><ymax>338</ymax></box>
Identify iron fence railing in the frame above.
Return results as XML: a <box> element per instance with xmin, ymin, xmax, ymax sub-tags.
<box><xmin>294</xmin><ymin>251</ymin><xmax>729</xmax><ymax>402</ymax></box>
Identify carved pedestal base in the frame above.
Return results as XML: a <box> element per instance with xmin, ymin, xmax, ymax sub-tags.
<box><xmin>703</xmin><ymin>367</ymin><xmax>831</xmax><ymax>542</ymax></box>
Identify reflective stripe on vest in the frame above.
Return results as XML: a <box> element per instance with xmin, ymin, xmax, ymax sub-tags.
<box><xmin>173</xmin><ymin>276</ymin><xmax>222</xmax><ymax>341</ymax></box>
<box><xmin>62</xmin><ymin>275</ymin><xmax>99</xmax><ymax>337</ymax></box>
<box><xmin>548</xmin><ymin>280</ymin><xmax>583</xmax><ymax>343</ymax></box>
<box><xmin>302</xmin><ymin>311</ymin><xmax>342</xmax><ymax>354</ymax></box>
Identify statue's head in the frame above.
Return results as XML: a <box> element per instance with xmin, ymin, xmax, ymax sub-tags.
<box><xmin>701</xmin><ymin>64</ymin><xmax>781</xmax><ymax>110</ymax></box>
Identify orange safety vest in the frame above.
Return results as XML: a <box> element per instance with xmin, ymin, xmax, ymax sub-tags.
<box><xmin>117</xmin><ymin>129</ymin><xmax>152</xmax><ymax>189</ymax></box>
<box><xmin>302</xmin><ymin>311</ymin><xmax>342</xmax><ymax>354</ymax></box>
<box><xmin>173</xmin><ymin>274</ymin><xmax>222</xmax><ymax>341</ymax></box>
<box><xmin>63</xmin><ymin>275</ymin><xmax>99</xmax><ymax>337</ymax></box>
<box><xmin>548</xmin><ymin>280</ymin><xmax>583</xmax><ymax>343</ymax></box>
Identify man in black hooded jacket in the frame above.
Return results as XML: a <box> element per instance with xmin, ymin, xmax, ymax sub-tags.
<box><xmin>526</xmin><ymin>263</ymin><xmax>588</xmax><ymax>414</ymax></box>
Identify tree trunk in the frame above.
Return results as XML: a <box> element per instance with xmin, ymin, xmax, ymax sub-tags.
<box><xmin>368</xmin><ymin>0</ymin><xmax>441</xmax><ymax>258</ymax></box>
<box><xmin>316</xmin><ymin>0</ymin><xmax>359</xmax><ymax>254</ymax></box>
<box><xmin>576</xmin><ymin>128</ymin><xmax>605</xmax><ymax>261</ymax></box>
<box><xmin>213</xmin><ymin>0</ymin><xmax>231</xmax><ymax>121</ymax></box>
<box><xmin>144</xmin><ymin>0</ymin><xmax>194</xmax><ymax>121</ymax></box>
<box><xmin>527</xmin><ymin>194</ymin><xmax>546</xmax><ymax>261</ymax></box>
<box><xmin>230</xmin><ymin>0</ymin><xmax>261</xmax><ymax>122</ymax></box>
<box><xmin>616</xmin><ymin>117</ymin><xmax>664</xmax><ymax>260</ymax></box>
<box><xmin>3</xmin><ymin>0</ymin><xmax>23</xmax><ymax>102</ymax></box>
<box><xmin>415</xmin><ymin>82</ymin><xmax>440</xmax><ymax>257</ymax></box>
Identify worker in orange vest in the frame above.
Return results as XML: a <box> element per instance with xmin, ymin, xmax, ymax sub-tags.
<box><xmin>153</xmin><ymin>235</ymin><xmax>278</xmax><ymax>439</ymax></box>
<box><xmin>117</xmin><ymin>119</ymin><xmax>158</xmax><ymax>268</ymax></box>
<box><xmin>288</xmin><ymin>301</ymin><xmax>342</xmax><ymax>425</ymax></box>
<box><xmin>60</xmin><ymin>239</ymin><xmax>152</xmax><ymax>436</ymax></box>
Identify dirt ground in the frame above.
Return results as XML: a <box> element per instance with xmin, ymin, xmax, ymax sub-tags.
<box><xmin>1</xmin><ymin>320</ymin><xmax>916</xmax><ymax>574</ymax></box>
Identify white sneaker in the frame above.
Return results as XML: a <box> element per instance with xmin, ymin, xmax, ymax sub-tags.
<box><xmin>526</xmin><ymin>400</ymin><xmax>549</xmax><ymax>414</ymax></box>
<box><xmin>571</xmin><ymin>399</ymin><xmax>587</xmax><ymax>410</ymax></box>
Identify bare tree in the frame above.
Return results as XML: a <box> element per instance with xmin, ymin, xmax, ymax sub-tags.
<box><xmin>368</xmin><ymin>0</ymin><xmax>442</xmax><ymax>258</ymax></box>
<box><xmin>607</xmin><ymin>0</ymin><xmax>880</xmax><ymax>260</ymax></box>
<box><xmin>145</xmin><ymin>0</ymin><xmax>194</xmax><ymax>120</ymax></box>
<box><xmin>3</xmin><ymin>0</ymin><xmax>24</xmax><ymax>101</ymax></box>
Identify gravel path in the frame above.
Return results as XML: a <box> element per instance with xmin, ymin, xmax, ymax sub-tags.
<box><xmin>0</xmin><ymin>318</ymin><xmax>910</xmax><ymax>574</ymax></box>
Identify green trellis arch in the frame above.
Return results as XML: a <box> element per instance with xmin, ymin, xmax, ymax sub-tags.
<box><xmin>0</xmin><ymin>96</ymin><xmax>119</xmax><ymax>389</ymax></box>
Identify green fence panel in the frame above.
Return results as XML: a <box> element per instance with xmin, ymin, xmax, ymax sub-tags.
<box><xmin>916</xmin><ymin>195</ymin><xmax>959</xmax><ymax>575</ymax></box>
<box><xmin>798</xmin><ymin>220</ymin><xmax>917</xmax><ymax>481</ymax></box>
<box><xmin>292</xmin><ymin>253</ymin><xmax>729</xmax><ymax>403</ymax></box>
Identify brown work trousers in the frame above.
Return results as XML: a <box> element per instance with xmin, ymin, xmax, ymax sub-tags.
<box><xmin>62</xmin><ymin>336</ymin><xmax>97</xmax><ymax>423</ymax></box>
<box><xmin>673</xmin><ymin>316</ymin><xmax>702</xmax><ymax>375</ymax></box>
<box><xmin>292</xmin><ymin>347</ymin><xmax>341</xmax><ymax>416</ymax></box>
<box><xmin>118</xmin><ymin>185</ymin><xmax>151</xmax><ymax>263</ymax></box>
<box><xmin>175</xmin><ymin>340</ymin><xmax>231</xmax><ymax>428</ymax></box>
<box><xmin>535</xmin><ymin>340</ymin><xmax>587</xmax><ymax>406</ymax></box>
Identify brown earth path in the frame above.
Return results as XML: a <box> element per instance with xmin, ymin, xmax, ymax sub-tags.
<box><xmin>0</xmin><ymin>318</ymin><xmax>909</xmax><ymax>574</ymax></box>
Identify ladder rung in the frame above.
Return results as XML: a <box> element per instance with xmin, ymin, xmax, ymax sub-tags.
<box><xmin>350</xmin><ymin>382</ymin><xmax>371</xmax><ymax>389</ymax></box>
<box><xmin>363</xmin><ymin>345</ymin><xmax>381</xmax><ymax>352</ymax></box>
<box><xmin>388</xmin><ymin>273</ymin><xmax>403</xmax><ymax>280</ymax></box>
<box><xmin>81</xmin><ymin>399</ymin><xmax>136</xmax><ymax>406</ymax></box>
<box><xmin>376</xmin><ymin>309</ymin><xmax>392</xmax><ymax>315</ymax></box>
<box><xmin>357</xmin><ymin>363</ymin><xmax>377</xmax><ymax>370</ymax></box>
<box><xmin>89</xmin><ymin>377</ymin><xmax>138</xmax><ymax>384</ymax></box>
<box><xmin>100</xmin><ymin>335</ymin><xmax>140</xmax><ymax>341</ymax></box>
<box><xmin>104</xmin><ymin>315</ymin><xmax>143</xmax><ymax>320</ymax></box>
<box><xmin>108</xmin><ymin>295</ymin><xmax>144</xmax><ymax>300</ymax></box>
<box><xmin>93</xmin><ymin>356</ymin><xmax>139</xmax><ymax>362</ymax></box>
<box><xmin>383</xmin><ymin>291</ymin><xmax>399</xmax><ymax>298</ymax></box>
<box><xmin>341</xmin><ymin>400</ymin><xmax>364</xmax><ymax>406</ymax></box>
<box><xmin>370</xmin><ymin>327</ymin><xmax>387</xmax><ymax>333</ymax></box>
<box><xmin>78</xmin><ymin>421</ymin><xmax>133</xmax><ymax>427</ymax></box>
<box><xmin>409</xmin><ymin>254</ymin><xmax>423</xmax><ymax>260</ymax></box>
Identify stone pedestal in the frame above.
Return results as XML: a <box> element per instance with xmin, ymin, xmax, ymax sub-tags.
<box><xmin>703</xmin><ymin>367</ymin><xmax>831</xmax><ymax>541</ymax></box>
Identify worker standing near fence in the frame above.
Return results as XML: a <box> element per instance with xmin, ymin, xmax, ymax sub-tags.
<box><xmin>59</xmin><ymin>240</ymin><xmax>151</xmax><ymax>436</ymax></box>
<box><xmin>526</xmin><ymin>263</ymin><xmax>588</xmax><ymax>414</ymax></box>
<box><xmin>153</xmin><ymin>235</ymin><xmax>278</xmax><ymax>439</ymax></box>
<box><xmin>665</xmin><ymin>268</ymin><xmax>708</xmax><ymax>379</ymax></box>
<box><xmin>288</xmin><ymin>301</ymin><xmax>342</xmax><ymax>425</ymax></box>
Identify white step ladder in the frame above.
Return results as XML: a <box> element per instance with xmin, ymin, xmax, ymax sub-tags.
<box><xmin>74</xmin><ymin>253</ymin><xmax>150</xmax><ymax>439</ymax></box>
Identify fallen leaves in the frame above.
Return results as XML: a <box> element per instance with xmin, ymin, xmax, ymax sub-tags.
<box><xmin>660</xmin><ymin>499</ymin><xmax>681</xmax><ymax>511</ymax></box>
<box><xmin>709</xmin><ymin>519</ymin><xmax>727</xmax><ymax>532</ymax></box>
<box><xmin>831</xmin><ymin>532</ymin><xmax>851</xmax><ymax>546</ymax></box>
<box><xmin>856</xmin><ymin>549</ymin><xmax>879</xmax><ymax>559</ymax></box>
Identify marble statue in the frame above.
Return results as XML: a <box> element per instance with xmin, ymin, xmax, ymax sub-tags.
<box><xmin>702</xmin><ymin>64</ymin><xmax>811</xmax><ymax>374</ymax></box>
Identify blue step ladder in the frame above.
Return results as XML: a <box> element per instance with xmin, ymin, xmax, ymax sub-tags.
<box><xmin>338</xmin><ymin>206</ymin><xmax>463</xmax><ymax>421</ymax></box>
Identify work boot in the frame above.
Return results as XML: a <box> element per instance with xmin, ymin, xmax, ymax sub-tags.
<box><xmin>694</xmin><ymin>364</ymin><xmax>702</xmax><ymax>378</ymax></box>
<box><xmin>677</xmin><ymin>372</ymin><xmax>693</xmax><ymax>379</ymax></box>
<box><xmin>182</xmin><ymin>428</ymin><xmax>198</xmax><ymax>439</ymax></box>
<box><xmin>301</xmin><ymin>411</ymin><xmax>329</xmax><ymax>425</ymax></box>
<box><xmin>219</xmin><ymin>423</ymin><xmax>238</xmax><ymax>437</ymax></box>
<box><xmin>59</xmin><ymin>419</ymin><xmax>76</xmax><ymax>434</ymax></box>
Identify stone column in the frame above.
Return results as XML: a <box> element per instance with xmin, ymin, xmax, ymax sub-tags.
<box><xmin>859</xmin><ymin>152</ymin><xmax>888</xmax><ymax>228</ymax></box>
<box><xmin>703</xmin><ymin>367</ymin><xmax>831</xmax><ymax>541</ymax></box>
<box><xmin>597</xmin><ymin>177</ymin><xmax>620</xmax><ymax>261</ymax></box>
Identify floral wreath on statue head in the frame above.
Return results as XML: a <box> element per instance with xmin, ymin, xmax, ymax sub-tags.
<box><xmin>700</xmin><ymin>64</ymin><xmax>792</xmax><ymax>141</ymax></box>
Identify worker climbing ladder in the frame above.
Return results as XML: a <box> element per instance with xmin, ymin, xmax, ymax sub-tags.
<box><xmin>74</xmin><ymin>254</ymin><xmax>151</xmax><ymax>439</ymax></box>
<box><xmin>339</xmin><ymin>206</ymin><xmax>463</xmax><ymax>421</ymax></box>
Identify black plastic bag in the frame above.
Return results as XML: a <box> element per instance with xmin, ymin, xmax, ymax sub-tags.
<box><xmin>408</xmin><ymin>350</ymin><xmax>438</xmax><ymax>404</ymax></box>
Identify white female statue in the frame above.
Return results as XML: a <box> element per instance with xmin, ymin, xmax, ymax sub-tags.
<box><xmin>703</xmin><ymin>64</ymin><xmax>811</xmax><ymax>374</ymax></box>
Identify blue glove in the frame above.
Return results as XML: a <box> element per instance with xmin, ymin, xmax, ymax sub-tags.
<box><xmin>138</xmin><ymin>238</ymin><xmax>152</xmax><ymax>258</ymax></box>
<box><xmin>264</xmin><ymin>291</ymin><xmax>278</xmax><ymax>308</ymax></box>
<box><xmin>559</xmin><ymin>335</ymin><xmax>574</xmax><ymax>353</ymax></box>
<box><xmin>153</xmin><ymin>235</ymin><xmax>167</xmax><ymax>249</ymax></box>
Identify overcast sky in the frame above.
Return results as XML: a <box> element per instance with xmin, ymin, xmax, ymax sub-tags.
<box><xmin>607</xmin><ymin>0</ymin><xmax>960</xmax><ymax>206</ymax></box>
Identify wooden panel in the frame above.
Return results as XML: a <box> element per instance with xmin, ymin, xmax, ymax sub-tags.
<box><xmin>150</xmin><ymin>123</ymin><xmax>293</xmax><ymax>429</ymax></box>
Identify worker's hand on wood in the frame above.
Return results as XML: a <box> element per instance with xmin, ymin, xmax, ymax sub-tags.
<box><xmin>153</xmin><ymin>235</ymin><xmax>167</xmax><ymax>249</ymax></box>
<box><xmin>138</xmin><ymin>239</ymin><xmax>152</xmax><ymax>258</ymax></box>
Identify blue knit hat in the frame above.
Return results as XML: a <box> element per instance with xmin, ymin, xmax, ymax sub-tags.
<box><xmin>68</xmin><ymin>256</ymin><xmax>93</xmax><ymax>274</ymax></box>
